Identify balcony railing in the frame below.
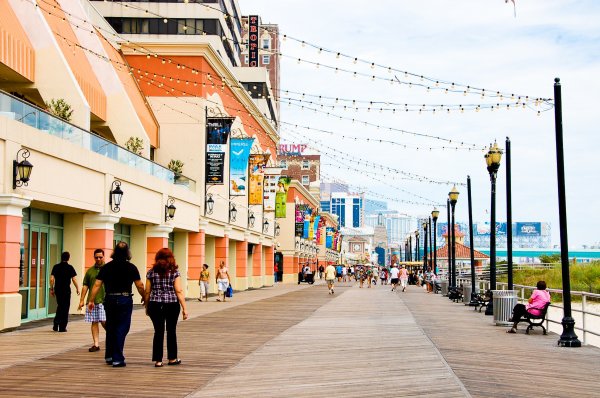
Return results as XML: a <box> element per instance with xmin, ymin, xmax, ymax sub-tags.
<box><xmin>0</xmin><ymin>90</ymin><xmax>182</xmax><ymax>185</ymax></box>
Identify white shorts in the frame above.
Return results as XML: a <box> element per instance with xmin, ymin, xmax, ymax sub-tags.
<box><xmin>400</xmin><ymin>279</ymin><xmax>408</xmax><ymax>287</ymax></box>
<box><xmin>199</xmin><ymin>281</ymin><xmax>209</xmax><ymax>295</ymax></box>
<box><xmin>217</xmin><ymin>279</ymin><xmax>229</xmax><ymax>292</ymax></box>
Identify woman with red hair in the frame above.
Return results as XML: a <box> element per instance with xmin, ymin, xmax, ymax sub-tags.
<box><xmin>145</xmin><ymin>248</ymin><xmax>188</xmax><ymax>367</ymax></box>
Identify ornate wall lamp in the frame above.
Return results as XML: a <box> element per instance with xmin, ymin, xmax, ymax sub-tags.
<box><xmin>13</xmin><ymin>148</ymin><xmax>33</xmax><ymax>189</ymax></box>
<box><xmin>263</xmin><ymin>219</ymin><xmax>269</xmax><ymax>233</ymax></box>
<box><xmin>275</xmin><ymin>222</ymin><xmax>281</xmax><ymax>236</ymax></box>
<box><xmin>165</xmin><ymin>197</ymin><xmax>176</xmax><ymax>222</ymax></box>
<box><xmin>229</xmin><ymin>202</ymin><xmax>237</xmax><ymax>222</ymax></box>
<box><xmin>109</xmin><ymin>180</ymin><xmax>124</xmax><ymax>213</ymax></box>
<box><xmin>248</xmin><ymin>211</ymin><xmax>255</xmax><ymax>227</ymax></box>
<box><xmin>205</xmin><ymin>193</ymin><xmax>215</xmax><ymax>215</ymax></box>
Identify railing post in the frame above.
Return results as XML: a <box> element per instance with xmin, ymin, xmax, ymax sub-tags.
<box><xmin>582</xmin><ymin>295</ymin><xmax>587</xmax><ymax>345</ymax></box>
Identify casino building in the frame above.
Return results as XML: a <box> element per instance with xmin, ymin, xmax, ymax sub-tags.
<box><xmin>0</xmin><ymin>0</ymin><xmax>283</xmax><ymax>331</ymax></box>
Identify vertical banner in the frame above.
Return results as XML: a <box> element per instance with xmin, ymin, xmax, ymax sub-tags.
<box><xmin>248</xmin><ymin>154</ymin><xmax>270</xmax><ymax>205</ymax></box>
<box><xmin>295</xmin><ymin>204</ymin><xmax>305</xmax><ymax>237</ymax></box>
<box><xmin>205</xmin><ymin>117</ymin><xmax>233</xmax><ymax>184</ymax></box>
<box><xmin>263</xmin><ymin>167</ymin><xmax>283</xmax><ymax>211</ymax></box>
<box><xmin>248</xmin><ymin>15</ymin><xmax>259</xmax><ymax>67</ymax></box>
<box><xmin>313</xmin><ymin>215</ymin><xmax>320</xmax><ymax>242</ymax></box>
<box><xmin>275</xmin><ymin>176</ymin><xmax>291</xmax><ymax>218</ymax></box>
<box><xmin>229</xmin><ymin>138</ymin><xmax>254</xmax><ymax>196</ymax></box>
<box><xmin>326</xmin><ymin>227</ymin><xmax>333</xmax><ymax>249</ymax></box>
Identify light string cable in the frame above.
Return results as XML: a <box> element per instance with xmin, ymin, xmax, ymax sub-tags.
<box><xmin>282</xmin><ymin>128</ymin><xmax>467</xmax><ymax>186</ymax></box>
<box><xmin>35</xmin><ymin>0</ymin><xmax>527</xmax><ymax>148</ymax></box>
<box><xmin>103</xmin><ymin>0</ymin><xmax>553</xmax><ymax>105</ymax></box>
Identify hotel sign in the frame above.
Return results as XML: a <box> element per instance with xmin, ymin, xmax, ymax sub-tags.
<box><xmin>248</xmin><ymin>15</ymin><xmax>259</xmax><ymax>67</ymax></box>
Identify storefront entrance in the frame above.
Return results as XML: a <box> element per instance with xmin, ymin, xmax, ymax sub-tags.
<box><xmin>19</xmin><ymin>209</ymin><xmax>63</xmax><ymax>322</ymax></box>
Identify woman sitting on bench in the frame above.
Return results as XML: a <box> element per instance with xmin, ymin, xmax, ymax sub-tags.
<box><xmin>507</xmin><ymin>280</ymin><xmax>551</xmax><ymax>333</ymax></box>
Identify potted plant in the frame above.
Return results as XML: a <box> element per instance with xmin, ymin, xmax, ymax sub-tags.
<box><xmin>125</xmin><ymin>137</ymin><xmax>144</xmax><ymax>155</ymax></box>
<box><xmin>45</xmin><ymin>98</ymin><xmax>73</xmax><ymax>122</ymax></box>
<box><xmin>168</xmin><ymin>159</ymin><xmax>184</xmax><ymax>179</ymax></box>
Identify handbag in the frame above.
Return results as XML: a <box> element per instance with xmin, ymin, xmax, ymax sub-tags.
<box><xmin>225</xmin><ymin>284</ymin><xmax>233</xmax><ymax>298</ymax></box>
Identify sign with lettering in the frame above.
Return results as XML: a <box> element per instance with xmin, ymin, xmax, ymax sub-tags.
<box><xmin>205</xmin><ymin>117</ymin><xmax>233</xmax><ymax>184</ymax></box>
<box><xmin>516</xmin><ymin>222</ymin><xmax>541</xmax><ymax>236</ymax></box>
<box><xmin>229</xmin><ymin>138</ymin><xmax>254</xmax><ymax>196</ymax></box>
<box><xmin>248</xmin><ymin>15</ymin><xmax>259</xmax><ymax>67</ymax></box>
<box><xmin>278</xmin><ymin>143</ymin><xmax>308</xmax><ymax>156</ymax></box>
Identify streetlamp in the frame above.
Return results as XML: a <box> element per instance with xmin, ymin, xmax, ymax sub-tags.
<box><xmin>448</xmin><ymin>186</ymin><xmax>459</xmax><ymax>288</ymax></box>
<box><xmin>422</xmin><ymin>220</ymin><xmax>428</xmax><ymax>273</ymax></box>
<box><xmin>446</xmin><ymin>199</ymin><xmax>450</xmax><ymax>285</ymax></box>
<box><xmin>415</xmin><ymin>229</ymin><xmax>420</xmax><ymax>262</ymax></box>
<box><xmin>428</xmin><ymin>216</ymin><xmax>433</xmax><ymax>271</ymax></box>
<box><xmin>484</xmin><ymin>141</ymin><xmax>503</xmax><ymax>316</ymax></box>
<box><xmin>431</xmin><ymin>208</ymin><xmax>439</xmax><ymax>274</ymax></box>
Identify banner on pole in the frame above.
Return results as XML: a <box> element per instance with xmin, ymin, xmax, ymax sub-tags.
<box><xmin>205</xmin><ymin>117</ymin><xmax>233</xmax><ymax>184</ymax></box>
<box><xmin>248</xmin><ymin>154</ymin><xmax>270</xmax><ymax>205</ymax></box>
<box><xmin>263</xmin><ymin>167</ymin><xmax>283</xmax><ymax>211</ymax></box>
<box><xmin>275</xmin><ymin>176</ymin><xmax>291</xmax><ymax>218</ymax></box>
<box><xmin>229</xmin><ymin>138</ymin><xmax>254</xmax><ymax>196</ymax></box>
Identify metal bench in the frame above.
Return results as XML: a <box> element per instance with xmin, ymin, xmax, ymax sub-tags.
<box><xmin>474</xmin><ymin>290</ymin><xmax>491</xmax><ymax>312</ymax></box>
<box><xmin>515</xmin><ymin>302</ymin><xmax>551</xmax><ymax>335</ymax></box>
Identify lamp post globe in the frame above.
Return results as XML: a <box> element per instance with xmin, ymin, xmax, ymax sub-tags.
<box><xmin>448</xmin><ymin>186</ymin><xmax>459</xmax><ymax>288</ymax></box>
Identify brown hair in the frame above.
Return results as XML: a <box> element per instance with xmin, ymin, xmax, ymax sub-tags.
<box><xmin>153</xmin><ymin>248</ymin><xmax>178</xmax><ymax>274</ymax></box>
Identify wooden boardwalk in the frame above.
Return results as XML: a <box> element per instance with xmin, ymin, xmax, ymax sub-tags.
<box><xmin>0</xmin><ymin>281</ymin><xmax>599</xmax><ymax>397</ymax></box>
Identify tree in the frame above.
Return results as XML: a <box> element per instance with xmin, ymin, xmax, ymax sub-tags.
<box><xmin>539</xmin><ymin>253</ymin><xmax>561</xmax><ymax>264</ymax></box>
<box><xmin>45</xmin><ymin>98</ymin><xmax>73</xmax><ymax>122</ymax></box>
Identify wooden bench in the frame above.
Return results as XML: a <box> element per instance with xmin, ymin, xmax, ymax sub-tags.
<box><xmin>515</xmin><ymin>302</ymin><xmax>551</xmax><ymax>335</ymax></box>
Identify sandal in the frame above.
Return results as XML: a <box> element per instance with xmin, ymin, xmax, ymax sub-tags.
<box><xmin>506</xmin><ymin>328</ymin><xmax>517</xmax><ymax>334</ymax></box>
<box><xmin>168</xmin><ymin>359</ymin><xmax>182</xmax><ymax>366</ymax></box>
<box><xmin>216</xmin><ymin>298</ymin><xmax>221</xmax><ymax>302</ymax></box>
<box><xmin>155</xmin><ymin>362</ymin><xmax>163</xmax><ymax>367</ymax></box>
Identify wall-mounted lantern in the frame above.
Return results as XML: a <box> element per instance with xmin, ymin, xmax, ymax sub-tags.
<box><xmin>13</xmin><ymin>148</ymin><xmax>33</xmax><ymax>189</ymax></box>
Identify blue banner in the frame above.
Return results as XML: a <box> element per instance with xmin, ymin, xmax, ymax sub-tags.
<box><xmin>313</xmin><ymin>215</ymin><xmax>320</xmax><ymax>241</ymax></box>
<box><xmin>516</xmin><ymin>222</ymin><xmax>541</xmax><ymax>236</ymax></box>
<box><xmin>326</xmin><ymin>227</ymin><xmax>334</xmax><ymax>249</ymax></box>
<box><xmin>229</xmin><ymin>138</ymin><xmax>254</xmax><ymax>196</ymax></box>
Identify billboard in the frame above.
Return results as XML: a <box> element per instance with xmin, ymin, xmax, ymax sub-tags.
<box><xmin>516</xmin><ymin>222</ymin><xmax>542</xmax><ymax>237</ymax></box>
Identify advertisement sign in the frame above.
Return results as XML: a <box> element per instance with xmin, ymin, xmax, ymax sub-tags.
<box><xmin>263</xmin><ymin>167</ymin><xmax>283</xmax><ymax>211</ymax></box>
<box><xmin>248</xmin><ymin>154</ymin><xmax>270</xmax><ymax>205</ymax></box>
<box><xmin>326</xmin><ymin>227</ymin><xmax>334</xmax><ymax>249</ymax></box>
<box><xmin>295</xmin><ymin>204</ymin><xmax>309</xmax><ymax>237</ymax></box>
<box><xmin>312</xmin><ymin>215</ymin><xmax>320</xmax><ymax>242</ymax></box>
<box><xmin>229</xmin><ymin>138</ymin><xmax>254</xmax><ymax>196</ymax></box>
<box><xmin>205</xmin><ymin>117</ymin><xmax>233</xmax><ymax>184</ymax></box>
<box><xmin>248</xmin><ymin>15</ymin><xmax>259</xmax><ymax>67</ymax></box>
<box><xmin>475</xmin><ymin>222</ymin><xmax>507</xmax><ymax>236</ymax></box>
<box><xmin>516</xmin><ymin>222</ymin><xmax>542</xmax><ymax>236</ymax></box>
<box><xmin>275</xmin><ymin>176</ymin><xmax>291</xmax><ymax>218</ymax></box>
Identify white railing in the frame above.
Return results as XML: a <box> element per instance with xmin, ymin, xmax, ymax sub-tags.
<box><xmin>458</xmin><ymin>277</ymin><xmax>600</xmax><ymax>346</ymax></box>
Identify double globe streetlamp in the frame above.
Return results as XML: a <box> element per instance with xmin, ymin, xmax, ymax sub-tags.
<box><xmin>484</xmin><ymin>141</ymin><xmax>503</xmax><ymax>315</ymax></box>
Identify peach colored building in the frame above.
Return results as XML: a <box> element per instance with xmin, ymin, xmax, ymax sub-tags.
<box><xmin>0</xmin><ymin>0</ymin><xmax>280</xmax><ymax>331</ymax></box>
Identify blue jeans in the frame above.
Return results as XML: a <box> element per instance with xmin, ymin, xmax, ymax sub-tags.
<box><xmin>103</xmin><ymin>295</ymin><xmax>133</xmax><ymax>364</ymax></box>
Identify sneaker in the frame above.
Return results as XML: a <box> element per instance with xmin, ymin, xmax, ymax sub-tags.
<box><xmin>112</xmin><ymin>362</ymin><xmax>127</xmax><ymax>367</ymax></box>
<box><xmin>88</xmin><ymin>345</ymin><xmax>100</xmax><ymax>352</ymax></box>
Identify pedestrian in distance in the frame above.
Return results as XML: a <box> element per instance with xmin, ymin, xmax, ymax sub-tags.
<box><xmin>145</xmin><ymin>248</ymin><xmax>188</xmax><ymax>367</ymax></box>
<box><xmin>389</xmin><ymin>264</ymin><xmax>400</xmax><ymax>292</ymax></box>
<box><xmin>78</xmin><ymin>249</ymin><xmax>106</xmax><ymax>352</ymax></box>
<box><xmin>319</xmin><ymin>265</ymin><xmax>324</xmax><ymax>280</ymax></box>
<box><xmin>325</xmin><ymin>263</ymin><xmax>336</xmax><ymax>294</ymax></box>
<box><xmin>88</xmin><ymin>241</ymin><xmax>146</xmax><ymax>368</ymax></box>
<box><xmin>400</xmin><ymin>265</ymin><xmax>409</xmax><ymax>292</ymax></box>
<box><xmin>335</xmin><ymin>264</ymin><xmax>343</xmax><ymax>282</ymax></box>
<box><xmin>215</xmin><ymin>261</ymin><xmax>231</xmax><ymax>302</ymax></box>
<box><xmin>198</xmin><ymin>264</ymin><xmax>210</xmax><ymax>302</ymax></box>
<box><xmin>50</xmin><ymin>251</ymin><xmax>80</xmax><ymax>332</ymax></box>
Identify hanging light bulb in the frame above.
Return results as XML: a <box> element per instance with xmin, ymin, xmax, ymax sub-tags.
<box><xmin>353</xmin><ymin>58</ymin><xmax>357</xmax><ymax>64</ymax></box>
<box><xmin>336</xmin><ymin>52</ymin><xmax>340</xmax><ymax>58</ymax></box>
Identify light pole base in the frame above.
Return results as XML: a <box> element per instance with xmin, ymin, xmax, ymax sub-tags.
<box><xmin>484</xmin><ymin>301</ymin><xmax>493</xmax><ymax>316</ymax></box>
<box><xmin>558</xmin><ymin>316</ymin><xmax>582</xmax><ymax>347</ymax></box>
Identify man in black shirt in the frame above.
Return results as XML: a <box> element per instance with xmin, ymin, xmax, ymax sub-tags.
<box><xmin>50</xmin><ymin>252</ymin><xmax>80</xmax><ymax>332</ymax></box>
<box><xmin>88</xmin><ymin>241</ymin><xmax>145</xmax><ymax>368</ymax></box>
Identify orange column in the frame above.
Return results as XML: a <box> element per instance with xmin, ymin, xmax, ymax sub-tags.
<box><xmin>236</xmin><ymin>240</ymin><xmax>247</xmax><ymax>277</ymax></box>
<box><xmin>188</xmin><ymin>231</ymin><xmax>205</xmax><ymax>281</ymax></box>
<box><xmin>146</xmin><ymin>226</ymin><xmax>173</xmax><ymax>271</ymax></box>
<box><xmin>283</xmin><ymin>254</ymin><xmax>294</xmax><ymax>275</ymax></box>
<box><xmin>264</xmin><ymin>245</ymin><xmax>274</xmax><ymax>276</ymax></box>
<box><xmin>83</xmin><ymin>214</ymin><xmax>120</xmax><ymax>271</ymax></box>
<box><xmin>293</xmin><ymin>256</ymin><xmax>300</xmax><ymax>274</ymax></box>
<box><xmin>215</xmin><ymin>235</ymin><xmax>229</xmax><ymax>268</ymax></box>
<box><xmin>0</xmin><ymin>196</ymin><xmax>31</xmax><ymax>330</ymax></box>
<box><xmin>253</xmin><ymin>243</ymin><xmax>262</xmax><ymax>276</ymax></box>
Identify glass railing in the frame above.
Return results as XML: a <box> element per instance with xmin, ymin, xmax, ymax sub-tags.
<box><xmin>0</xmin><ymin>90</ymin><xmax>179</xmax><ymax>185</ymax></box>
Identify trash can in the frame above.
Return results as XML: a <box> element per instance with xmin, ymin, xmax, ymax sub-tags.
<box><xmin>441</xmin><ymin>280</ymin><xmax>449</xmax><ymax>296</ymax></box>
<box><xmin>462</xmin><ymin>284</ymin><xmax>472</xmax><ymax>304</ymax></box>
<box><xmin>492</xmin><ymin>290</ymin><xmax>518</xmax><ymax>326</ymax></box>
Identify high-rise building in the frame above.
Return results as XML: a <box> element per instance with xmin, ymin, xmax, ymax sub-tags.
<box><xmin>364</xmin><ymin>211</ymin><xmax>412</xmax><ymax>246</ymax></box>
<box><xmin>329</xmin><ymin>192</ymin><xmax>364</xmax><ymax>228</ymax></box>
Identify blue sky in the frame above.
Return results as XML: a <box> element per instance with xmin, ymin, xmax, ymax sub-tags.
<box><xmin>243</xmin><ymin>0</ymin><xmax>600</xmax><ymax>247</ymax></box>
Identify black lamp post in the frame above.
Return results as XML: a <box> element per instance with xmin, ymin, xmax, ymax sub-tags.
<box><xmin>448</xmin><ymin>186</ymin><xmax>459</xmax><ymax>288</ymax></box>
<box><xmin>446</xmin><ymin>199</ymin><xmax>451</xmax><ymax>285</ymax></box>
<box><xmin>431</xmin><ymin>208</ymin><xmax>439</xmax><ymax>274</ymax></box>
<box><xmin>408</xmin><ymin>236</ymin><xmax>412</xmax><ymax>262</ymax></box>
<box><xmin>506</xmin><ymin>137</ymin><xmax>514</xmax><ymax>290</ymax></box>
<box><xmin>467</xmin><ymin>176</ymin><xmax>478</xmax><ymax>305</ymax></box>
<box><xmin>164</xmin><ymin>197</ymin><xmax>176</xmax><ymax>222</ymax></box>
<box><xmin>13</xmin><ymin>148</ymin><xmax>33</xmax><ymax>189</ymax></box>
<box><xmin>422</xmin><ymin>220</ymin><xmax>428</xmax><ymax>273</ymax></box>
<box><xmin>415</xmin><ymin>230</ymin><xmax>420</xmax><ymax>262</ymax></box>
<box><xmin>554</xmin><ymin>78</ymin><xmax>581</xmax><ymax>347</ymax></box>
<box><xmin>428</xmin><ymin>217</ymin><xmax>433</xmax><ymax>271</ymax></box>
<box><xmin>484</xmin><ymin>141</ymin><xmax>503</xmax><ymax>316</ymax></box>
<box><xmin>109</xmin><ymin>180</ymin><xmax>124</xmax><ymax>213</ymax></box>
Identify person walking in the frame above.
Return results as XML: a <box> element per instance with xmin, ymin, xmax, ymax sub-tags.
<box><xmin>145</xmin><ymin>248</ymin><xmax>188</xmax><ymax>367</ymax></box>
<box><xmin>399</xmin><ymin>265</ymin><xmax>409</xmax><ymax>292</ymax></box>
<box><xmin>78</xmin><ymin>249</ymin><xmax>106</xmax><ymax>351</ymax></box>
<box><xmin>325</xmin><ymin>263</ymin><xmax>336</xmax><ymax>294</ymax></box>
<box><xmin>389</xmin><ymin>264</ymin><xmax>400</xmax><ymax>292</ymax></box>
<box><xmin>318</xmin><ymin>265</ymin><xmax>324</xmax><ymax>279</ymax></box>
<box><xmin>87</xmin><ymin>241</ymin><xmax>145</xmax><ymax>368</ymax></box>
<box><xmin>215</xmin><ymin>261</ymin><xmax>231</xmax><ymax>302</ymax></box>
<box><xmin>198</xmin><ymin>264</ymin><xmax>210</xmax><ymax>302</ymax></box>
<box><xmin>50</xmin><ymin>252</ymin><xmax>80</xmax><ymax>332</ymax></box>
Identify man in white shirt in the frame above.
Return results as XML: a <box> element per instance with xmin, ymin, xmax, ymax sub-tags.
<box><xmin>389</xmin><ymin>264</ymin><xmax>400</xmax><ymax>292</ymax></box>
<box><xmin>325</xmin><ymin>264</ymin><xmax>337</xmax><ymax>294</ymax></box>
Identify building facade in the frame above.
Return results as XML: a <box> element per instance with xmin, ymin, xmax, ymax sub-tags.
<box><xmin>277</xmin><ymin>143</ymin><xmax>320</xmax><ymax>188</ymax></box>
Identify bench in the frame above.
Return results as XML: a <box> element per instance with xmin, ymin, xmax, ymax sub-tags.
<box><xmin>515</xmin><ymin>302</ymin><xmax>551</xmax><ymax>335</ymax></box>
<box><xmin>473</xmin><ymin>290</ymin><xmax>491</xmax><ymax>312</ymax></box>
<box><xmin>448</xmin><ymin>286</ymin><xmax>463</xmax><ymax>302</ymax></box>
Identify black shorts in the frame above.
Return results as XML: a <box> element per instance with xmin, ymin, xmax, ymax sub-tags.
<box><xmin>391</xmin><ymin>278</ymin><xmax>399</xmax><ymax>284</ymax></box>
<box><xmin>336</xmin><ymin>273</ymin><xmax>342</xmax><ymax>278</ymax></box>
